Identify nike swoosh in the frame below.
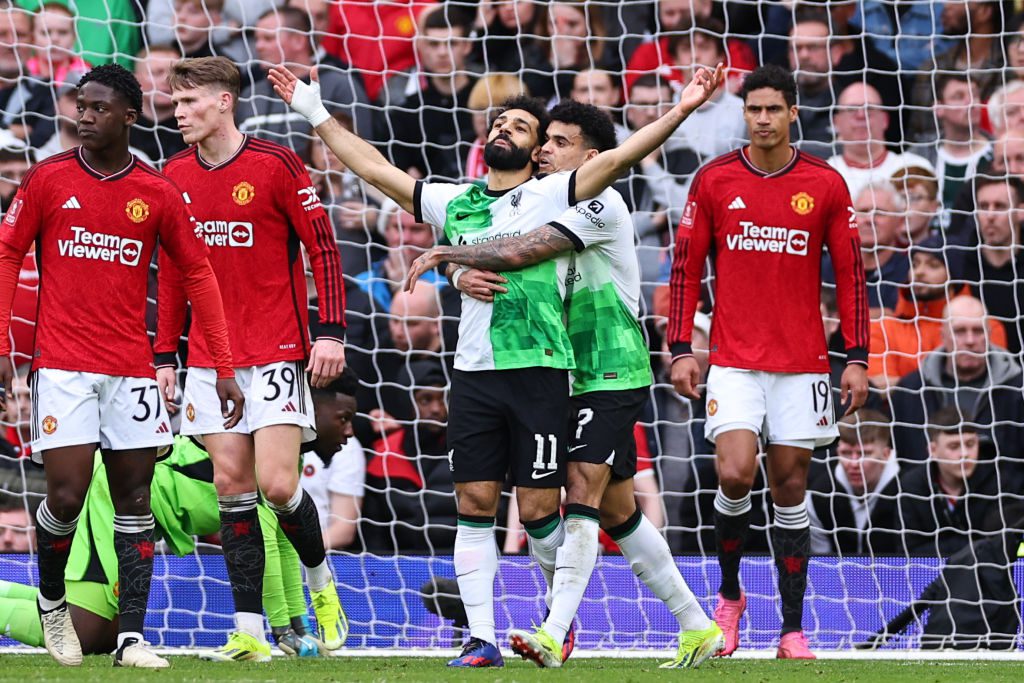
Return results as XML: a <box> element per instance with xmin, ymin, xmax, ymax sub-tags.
<box><xmin>568</xmin><ymin>444</ymin><xmax>587</xmax><ymax>452</ymax></box>
<box><xmin>531</xmin><ymin>470</ymin><xmax>558</xmax><ymax>480</ymax></box>
<box><xmin>456</xmin><ymin>212</ymin><xmax>471</xmax><ymax>220</ymax></box>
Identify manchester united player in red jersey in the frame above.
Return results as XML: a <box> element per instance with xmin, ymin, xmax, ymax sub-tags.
<box><xmin>668</xmin><ymin>65</ymin><xmax>869</xmax><ymax>660</ymax></box>
<box><xmin>0</xmin><ymin>64</ymin><xmax>243</xmax><ymax>668</ymax></box>
<box><xmin>154</xmin><ymin>57</ymin><xmax>348</xmax><ymax>661</ymax></box>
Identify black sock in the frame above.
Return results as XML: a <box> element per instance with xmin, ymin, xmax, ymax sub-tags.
<box><xmin>34</xmin><ymin>499</ymin><xmax>77</xmax><ymax>604</ymax></box>
<box><xmin>715</xmin><ymin>509</ymin><xmax>750</xmax><ymax>601</ymax></box>
<box><xmin>772</xmin><ymin>525</ymin><xmax>809</xmax><ymax>634</ymax></box>
<box><xmin>218</xmin><ymin>493</ymin><xmax>265</xmax><ymax>615</ymax></box>
<box><xmin>113</xmin><ymin>514</ymin><xmax>156</xmax><ymax>635</ymax></box>
<box><xmin>271</xmin><ymin>489</ymin><xmax>326</xmax><ymax>569</ymax></box>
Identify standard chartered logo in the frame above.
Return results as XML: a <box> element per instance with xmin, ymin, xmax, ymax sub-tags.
<box><xmin>195</xmin><ymin>219</ymin><xmax>254</xmax><ymax>247</ymax></box>
<box><xmin>58</xmin><ymin>226</ymin><xmax>143</xmax><ymax>266</ymax></box>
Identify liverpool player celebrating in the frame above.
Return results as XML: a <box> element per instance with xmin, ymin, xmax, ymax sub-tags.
<box><xmin>155</xmin><ymin>57</ymin><xmax>348</xmax><ymax>661</ymax></box>
<box><xmin>668</xmin><ymin>64</ymin><xmax>869</xmax><ymax>660</ymax></box>
<box><xmin>269</xmin><ymin>63</ymin><xmax>722</xmax><ymax>667</ymax></box>
<box><xmin>404</xmin><ymin>101</ymin><xmax>722</xmax><ymax>669</ymax></box>
<box><xmin>0</xmin><ymin>64</ymin><xmax>242</xmax><ymax>668</ymax></box>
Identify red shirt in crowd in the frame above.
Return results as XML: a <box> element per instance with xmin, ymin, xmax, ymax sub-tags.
<box><xmin>668</xmin><ymin>147</ymin><xmax>869</xmax><ymax>373</ymax></box>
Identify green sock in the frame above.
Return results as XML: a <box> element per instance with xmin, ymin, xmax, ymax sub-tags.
<box><xmin>0</xmin><ymin>594</ymin><xmax>43</xmax><ymax>646</ymax></box>
<box><xmin>0</xmin><ymin>580</ymin><xmax>39</xmax><ymax>602</ymax></box>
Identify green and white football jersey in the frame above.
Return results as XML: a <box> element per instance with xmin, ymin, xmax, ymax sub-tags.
<box><xmin>554</xmin><ymin>187</ymin><xmax>653</xmax><ymax>395</ymax></box>
<box><xmin>414</xmin><ymin>172</ymin><xmax>580</xmax><ymax>372</ymax></box>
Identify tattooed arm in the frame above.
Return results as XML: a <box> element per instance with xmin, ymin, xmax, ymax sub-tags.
<box><xmin>404</xmin><ymin>225</ymin><xmax>576</xmax><ymax>292</ymax></box>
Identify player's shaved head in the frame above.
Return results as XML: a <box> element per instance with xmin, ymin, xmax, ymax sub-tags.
<box><xmin>78</xmin><ymin>63</ymin><xmax>143</xmax><ymax>113</ymax></box>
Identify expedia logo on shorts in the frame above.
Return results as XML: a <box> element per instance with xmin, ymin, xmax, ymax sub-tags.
<box><xmin>195</xmin><ymin>220</ymin><xmax>254</xmax><ymax>248</ymax></box>
<box><xmin>58</xmin><ymin>227</ymin><xmax>143</xmax><ymax>266</ymax></box>
<box><xmin>726</xmin><ymin>221</ymin><xmax>809</xmax><ymax>256</ymax></box>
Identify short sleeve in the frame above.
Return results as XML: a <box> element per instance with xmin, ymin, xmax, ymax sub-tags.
<box><xmin>157</xmin><ymin>187</ymin><xmax>208</xmax><ymax>267</ymax></box>
<box><xmin>413</xmin><ymin>181</ymin><xmax>468</xmax><ymax>228</ymax></box>
<box><xmin>549</xmin><ymin>191</ymin><xmax>623</xmax><ymax>252</ymax></box>
<box><xmin>534</xmin><ymin>171</ymin><xmax>575</xmax><ymax>211</ymax></box>
<box><xmin>0</xmin><ymin>180</ymin><xmax>44</xmax><ymax>254</ymax></box>
<box><xmin>327</xmin><ymin>437</ymin><xmax>366</xmax><ymax>498</ymax></box>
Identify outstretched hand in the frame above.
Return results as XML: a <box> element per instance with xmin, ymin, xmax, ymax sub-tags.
<box><xmin>268</xmin><ymin>65</ymin><xmax>329</xmax><ymax>126</ymax></box>
<box><xmin>677</xmin><ymin>63</ymin><xmax>725</xmax><ymax>116</ymax></box>
<box><xmin>404</xmin><ymin>248</ymin><xmax>446</xmax><ymax>293</ymax></box>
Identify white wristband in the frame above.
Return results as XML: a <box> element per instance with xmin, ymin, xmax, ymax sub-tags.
<box><xmin>451</xmin><ymin>267</ymin><xmax>467</xmax><ymax>290</ymax></box>
<box><xmin>307</xmin><ymin>105</ymin><xmax>330</xmax><ymax>128</ymax></box>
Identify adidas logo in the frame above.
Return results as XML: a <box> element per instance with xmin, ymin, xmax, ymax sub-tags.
<box><xmin>155</xmin><ymin>422</ymin><xmax>170</xmax><ymax>434</ymax></box>
<box><xmin>282</xmin><ymin>401</ymin><xmax>297</xmax><ymax>413</ymax></box>
<box><xmin>62</xmin><ymin>196</ymin><xmax>81</xmax><ymax>210</ymax></box>
<box><xmin>817</xmin><ymin>415</ymin><xmax>829</xmax><ymax>427</ymax></box>
<box><xmin>728</xmin><ymin>196</ymin><xmax>746</xmax><ymax>210</ymax></box>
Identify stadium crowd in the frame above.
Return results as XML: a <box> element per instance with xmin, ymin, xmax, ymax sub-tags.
<box><xmin>0</xmin><ymin>0</ymin><xmax>1020</xmax><ymax>575</ymax></box>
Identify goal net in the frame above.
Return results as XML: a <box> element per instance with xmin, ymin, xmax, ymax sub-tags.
<box><xmin>0</xmin><ymin>0</ymin><xmax>1022</xmax><ymax>654</ymax></box>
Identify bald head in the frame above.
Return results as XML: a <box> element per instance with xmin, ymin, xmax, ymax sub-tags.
<box><xmin>834</xmin><ymin>82</ymin><xmax>888</xmax><ymax>144</ymax></box>
<box><xmin>942</xmin><ymin>295</ymin><xmax>989</xmax><ymax>380</ymax></box>
<box><xmin>390</xmin><ymin>283</ymin><xmax>442</xmax><ymax>352</ymax></box>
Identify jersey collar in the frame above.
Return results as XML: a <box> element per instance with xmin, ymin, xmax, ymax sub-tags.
<box><xmin>195</xmin><ymin>134</ymin><xmax>250</xmax><ymax>171</ymax></box>
<box><xmin>75</xmin><ymin>146</ymin><xmax>136</xmax><ymax>181</ymax></box>
<box><xmin>739</xmin><ymin>145</ymin><xmax>799</xmax><ymax>178</ymax></box>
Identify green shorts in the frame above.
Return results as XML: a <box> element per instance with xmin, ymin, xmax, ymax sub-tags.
<box><xmin>66</xmin><ymin>580</ymin><xmax>117</xmax><ymax>621</ymax></box>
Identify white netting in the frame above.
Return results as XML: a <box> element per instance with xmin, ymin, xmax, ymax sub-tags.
<box><xmin>0</xmin><ymin>0</ymin><xmax>1021</xmax><ymax>653</ymax></box>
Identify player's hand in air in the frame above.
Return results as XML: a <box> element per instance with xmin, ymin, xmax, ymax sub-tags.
<box><xmin>404</xmin><ymin>247</ymin><xmax>446</xmax><ymax>293</ymax></box>
<box><xmin>455</xmin><ymin>268</ymin><xmax>508</xmax><ymax>303</ymax></box>
<box><xmin>156</xmin><ymin>366</ymin><xmax>179</xmax><ymax>415</ymax></box>
<box><xmin>216</xmin><ymin>377</ymin><xmax>245</xmax><ymax>429</ymax></box>
<box><xmin>0</xmin><ymin>356</ymin><xmax>12</xmax><ymax>411</ymax></box>
<box><xmin>840</xmin><ymin>362</ymin><xmax>869</xmax><ymax>416</ymax></box>
<box><xmin>308</xmin><ymin>338</ymin><xmax>346</xmax><ymax>388</ymax></box>
<box><xmin>268</xmin><ymin>65</ymin><xmax>330</xmax><ymax>127</ymax></box>
<box><xmin>671</xmin><ymin>356</ymin><xmax>702</xmax><ymax>400</ymax></box>
<box><xmin>678</xmin><ymin>62</ymin><xmax>725</xmax><ymax>116</ymax></box>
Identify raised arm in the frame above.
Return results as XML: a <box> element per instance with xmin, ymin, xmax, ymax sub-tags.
<box><xmin>268</xmin><ymin>66</ymin><xmax>417</xmax><ymax>214</ymax></box>
<box><xmin>403</xmin><ymin>224</ymin><xmax>575</xmax><ymax>292</ymax></box>
<box><xmin>572</xmin><ymin>63</ymin><xmax>724</xmax><ymax>202</ymax></box>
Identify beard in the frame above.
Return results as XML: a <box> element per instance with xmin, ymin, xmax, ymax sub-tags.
<box><xmin>483</xmin><ymin>136</ymin><xmax>533</xmax><ymax>171</ymax></box>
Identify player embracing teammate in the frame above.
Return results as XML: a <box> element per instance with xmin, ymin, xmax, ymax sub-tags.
<box><xmin>155</xmin><ymin>57</ymin><xmax>348</xmax><ymax>662</ymax></box>
<box><xmin>669</xmin><ymin>65</ymin><xmax>869</xmax><ymax>659</ymax></box>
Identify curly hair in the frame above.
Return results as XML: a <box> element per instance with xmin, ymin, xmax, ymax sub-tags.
<box><xmin>492</xmin><ymin>95</ymin><xmax>552</xmax><ymax>144</ymax></box>
<box><xmin>77</xmin><ymin>63</ymin><xmax>143</xmax><ymax>112</ymax></box>
<box><xmin>549</xmin><ymin>99</ymin><xmax>617</xmax><ymax>153</ymax></box>
<box><xmin>739</xmin><ymin>64</ymin><xmax>797</xmax><ymax>108</ymax></box>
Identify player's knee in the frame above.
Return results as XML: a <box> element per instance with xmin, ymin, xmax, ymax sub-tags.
<box><xmin>718</xmin><ymin>463</ymin><xmax>755</xmax><ymax>494</ymax></box>
<box><xmin>45</xmin><ymin>488</ymin><xmax>86</xmax><ymax>521</ymax></box>
<box><xmin>598</xmin><ymin>507</ymin><xmax>632</xmax><ymax>530</ymax></box>
<box><xmin>457</xmin><ymin>488</ymin><xmax>499</xmax><ymax>517</ymax></box>
<box><xmin>773</xmin><ymin>471</ymin><xmax>808</xmax><ymax>505</ymax></box>
<box><xmin>213</xmin><ymin>468</ymin><xmax>256</xmax><ymax>497</ymax></box>
<box><xmin>261</xmin><ymin>480</ymin><xmax>298</xmax><ymax>508</ymax></box>
<box><xmin>565</xmin><ymin>478</ymin><xmax>601</xmax><ymax>509</ymax></box>
<box><xmin>111</xmin><ymin>484</ymin><xmax>151</xmax><ymax>516</ymax></box>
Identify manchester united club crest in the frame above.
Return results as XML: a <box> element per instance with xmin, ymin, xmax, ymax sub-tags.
<box><xmin>125</xmin><ymin>198</ymin><xmax>150</xmax><ymax>223</ymax></box>
<box><xmin>185</xmin><ymin>403</ymin><xmax>196</xmax><ymax>422</ymax></box>
<box><xmin>707</xmin><ymin>399</ymin><xmax>718</xmax><ymax>416</ymax></box>
<box><xmin>42</xmin><ymin>415</ymin><xmax>58</xmax><ymax>435</ymax></box>
<box><xmin>790</xmin><ymin>192</ymin><xmax>814</xmax><ymax>216</ymax></box>
<box><xmin>232</xmin><ymin>181</ymin><xmax>255</xmax><ymax>206</ymax></box>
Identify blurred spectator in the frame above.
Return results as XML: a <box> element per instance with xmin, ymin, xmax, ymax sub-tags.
<box><xmin>899</xmin><ymin>408</ymin><xmax>1003</xmax><ymax>557</ymax></box>
<box><xmin>361</xmin><ymin>360</ymin><xmax>456</xmax><ymax>554</ymax></box>
<box><xmin>130</xmin><ymin>44</ymin><xmax>187</xmax><ymax>164</ymax></box>
<box><xmin>469</xmin><ymin>0</ymin><xmax>546</xmax><ymax>84</ymax></box>
<box><xmin>890</xmin><ymin>166</ymin><xmax>941</xmax><ymax>245</ymax></box>
<box><xmin>388</xmin><ymin>284</ymin><xmax>444</xmax><ymax>355</ymax></box>
<box><xmin>947</xmin><ymin>128</ymin><xmax>1024</xmax><ymax>240</ymax></box>
<box><xmin>322</xmin><ymin>0</ymin><xmax>436</xmax><ymax>104</ymax></box>
<box><xmin>380</xmin><ymin>5</ymin><xmax>477</xmax><ymax>181</ymax></box>
<box><xmin>146</xmin><ymin>0</ymin><xmax>282</xmax><ymax>66</ymax></box>
<box><xmin>912</xmin><ymin>73</ymin><xmax>991</xmax><ymax>218</ymax></box>
<box><xmin>787</xmin><ymin>7</ymin><xmax>838</xmax><ymax>159</ymax></box>
<box><xmin>165</xmin><ymin>0</ymin><xmax>225</xmax><ymax>59</ymax></box>
<box><xmin>26</xmin><ymin>2</ymin><xmax>89</xmax><ymax>86</ymax></box>
<box><xmin>848</xmin><ymin>181</ymin><xmax>911</xmax><ymax>314</ymax></box>
<box><xmin>889</xmin><ymin>295</ymin><xmax>1024</xmax><ymax>463</ymax></box>
<box><xmin>0</xmin><ymin>139</ymin><xmax>30</xmax><ymax>212</ymax></box>
<box><xmin>570</xmin><ymin>68</ymin><xmax>627</xmax><ymax>140</ymax></box>
<box><xmin>927</xmin><ymin>0</ymin><xmax>1005</xmax><ymax>98</ymax></box>
<box><xmin>868</xmin><ymin>235</ymin><xmax>1006</xmax><ymax>388</ymax></box>
<box><xmin>624</xmin><ymin>0</ymin><xmax>755</xmax><ymax>93</ymax></box>
<box><xmin>35</xmin><ymin>86</ymin><xmax>154</xmax><ymax>165</ymax></box>
<box><xmin>987</xmin><ymin>80</ymin><xmax>1024</xmax><ymax>136</ymax></box>
<box><xmin>964</xmin><ymin>175</ymin><xmax>1024</xmax><ymax>354</ymax></box>
<box><xmin>0</xmin><ymin>493</ymin><xmax>33</xmax><ymax>552</ymax></box>
<box><xmin>238</xmin><ymin>5</ymin><xmax>371</xmax><ymax>162</ymax></box>
<box><xmin>530</xmin><ymin>0</ymin><xmax>614</xmax><ymax>102</ymax></box>
<box><xmin>806</xmin><ymin>410</ymin><xmax>902</xmax><ymax>556</ymax></box>
<box><xmin>288</xmin><ymin>0</ymin><xmax>329</xmax><ymax>36</ymax></box>
<box><xmin>0</xmin><ymin>4</ymin><xmax>31</xmax><ymax>98</ymax></box>
<box><xmin>827</xmin><ymin>82</ymin><xmax>934</xmax><ymax>202</ymax></box>
<box><xmin>848</xmin><ymin>0</ymin><xmax>953</xmax><ymax>74</ymax></box>
<box><xmin>464</xmin><ymin>73</ymin><xmax>529</xmax><ymax>180</ymax></box>
<box><xmin>300</xmin><ymin>370</ymin><xmax>364</xmax><ymax>551</ymax></box>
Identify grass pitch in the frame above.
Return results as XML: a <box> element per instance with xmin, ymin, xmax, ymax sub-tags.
<box><xmin>0</xmin><ymin>655</ymin><xmax>1020</xmax><ymax>683</ymax></box>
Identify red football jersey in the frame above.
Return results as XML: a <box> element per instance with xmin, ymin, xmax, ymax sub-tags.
<box><xmin>667</xmin><ymin>148</ymin><xmax>869</xmax><ymax>373</ymax></box>
<box><xmin>0</xmin><ymin>149</ymin><xmax>209</xmax><ymax>377</ymax></box>
<box><xmin>156</xmin><ymin>136</ymin><xmax>345</xmax><ymax>368</ymax></box>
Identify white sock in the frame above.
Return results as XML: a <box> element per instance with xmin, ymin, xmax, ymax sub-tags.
<box><xmin>117</xmin><ymin>631</ymin><xmax>144</xmax><ymax>649</ymax></box>
<box><xmin>305</xmin><ymin>560</ymin><xmax>333</xmax><ymax>593</ymax></box>
<box><xmin>454</xmin><ymin>517</ymin><xmax>498</xmax><ymax>645</ymax></box>
<box><xmin>615</xmin><ymin>512</ymin><xmax>712</xmax><ymax>632</ymax></box>
<box><xmin>543</xmin><ymin>507</ymin><xmax>599</xmax><ymax>644</ymax></box>
<box><xmin>525</xmin><ymin>514</ymin><xmax>564</xmax><ymax>609</ymax></box>
<box><xmin>236</xmin><ymin>611</ymin><xmax>266</xmax><ymax>642</ymax></box>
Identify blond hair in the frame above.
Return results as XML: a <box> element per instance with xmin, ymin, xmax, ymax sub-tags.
<box><xmin>168</xmin><ymin>56</ymin><xmax>240</xmax><ymax>111</ymax></box>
